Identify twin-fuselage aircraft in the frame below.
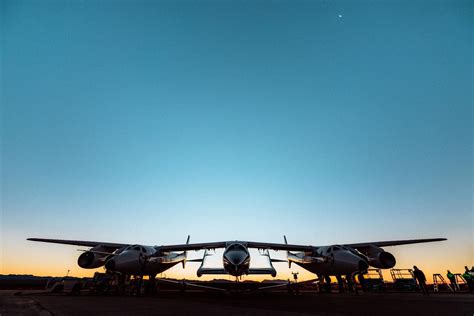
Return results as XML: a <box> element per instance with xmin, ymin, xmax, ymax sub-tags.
<box><xmin>28</xmin><ymin>236</ymin><xmax>446</xmax><ymax>283</ymax></box>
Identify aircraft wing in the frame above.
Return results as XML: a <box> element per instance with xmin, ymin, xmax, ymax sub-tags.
<box><xmin>27</xmin><ymin>238</ymin><xmax>128</xmax><ymax>250</ymax></box>
<box><xmin>246</xmin><ymin>238</ymin><xmax>447</xmax><ymax>252</ymax></box>
<box><xmin>158</xmin><ymin>241</ymin><xmax>313</xmax><ymax>252</ymax></box>
<box><xmin>28</xmin><ymin>237</ymin><xmax>446</xmax><ymax>254</ymax></box>
<box><xmin>246</xmin><ymin>241</ymin><xmax>313</xmax><ymax>251</ymax></box>
<box><xmin>344</xmin><ymin>238</ymin><xmax>447</xmax><ymax>252</ymax></box>
<box><xmin>158</xmin><ymin>241</ymin><xmax>228</xmax><ymax>252</ymax></box>
<box><xmin>27</xmin><ymin>238</ymin><xmax>311</xmax><ymax>252</ymax></box>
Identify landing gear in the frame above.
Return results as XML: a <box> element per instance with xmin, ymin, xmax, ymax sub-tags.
<box><xmin>336</xmin><ymin>275</ymin><xmax>344</xmax><ymax>293</ymax></box>
<box><xmin>132</xmin><ymin>275</ymin><xmax>144</xmax><ymax>296</ymax></box>
<box><xmin>180</xmin><ymin>280</ymin><xmax>187</xmax><ymax>294</ymax></box>
<box><xmin>317</xmin><ymin>274</ymin><xmax>332</xmax><ymax>293</ymax></box>
<box><xmin>350</xmin><ymin>270</ymin><xmax>367</xmax><ymax>295</ymax></box>
<box><xmin>148</xmin><ymin>274</ymin><xmax>157</xmax><ymax>295</ymax></box>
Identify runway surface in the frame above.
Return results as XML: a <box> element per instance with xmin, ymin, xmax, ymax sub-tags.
<box><xmin>1</xmin><ymin>290</ymin><xmax>473</xmax><ymax>315</ymax></box>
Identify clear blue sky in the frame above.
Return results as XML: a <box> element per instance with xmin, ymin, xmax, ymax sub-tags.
<box><xmin>1</xmin><ymin>0</ymin><xmax>472</xmax><ymax>277</ymax></box>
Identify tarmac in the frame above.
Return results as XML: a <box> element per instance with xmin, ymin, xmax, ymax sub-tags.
<box><xmin>1</xmin><ymin>290</ymin><xmax>474</xmax><ymax>316</ymax></box>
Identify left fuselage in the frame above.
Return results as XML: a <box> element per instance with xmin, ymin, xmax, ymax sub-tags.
<box><xmin>104</xmin><ymin>244</ymin><xmax>185</xmax><ymax>276</ymax></box>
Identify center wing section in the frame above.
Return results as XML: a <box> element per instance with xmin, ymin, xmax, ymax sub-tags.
<box><xmin>158</xmin><ymin>241</ymin><xmax>228</xmax><ymax>252</ymax></box>
<box><xmin>158</xmin><ymin>241</ymin><xmax>313</xmax><ymax>252</ymax></box>
<box><xmin>246</xmin><ymin>241</ymin><xmax>313</xmax><ymax>252</ymax></box>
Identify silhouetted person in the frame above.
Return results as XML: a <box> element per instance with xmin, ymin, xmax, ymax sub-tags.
<box><xmin>447</xmin><ymin>270</ymin><xmax>458</xmax><ymax>292</ymax></box>
<box><xmin>462</xmin><ymin>266</ymin><xmax>473</xmax><ymax>293</ymax></box>
<box><xmin>336</xmin><ymin>275</ymin><xmax>344</xmax><ymax>293</ymax></box>
<box><xmin>358</xmin><ymin>273</ymin><xmax>366</xmax><ymax>291</ymax></box>
<box><xmin>413</xmin><ymin>266</ymin><xmax>428</xmax><ymax>295</ymax></box>
<box><xmin>319</xmin><ymin>275</ymin><xmax>331</xmax><ymax>293</ymax></box>
<box><xmin>346</xmin><ymin>273</ymin><xmax>354</xmax><ymax>292</ymax></box>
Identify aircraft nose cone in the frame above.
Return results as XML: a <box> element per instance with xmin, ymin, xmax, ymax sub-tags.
<box><xmin>226</xmin><ymin>253</ymin><xmax>244</xmax><ymax>266</ymax></box>
<box><xmin>358</xmin><ymin>260</ymin><xmax>369</xmax><ymax>271</ymax></box>
<box><xmin>230</xmin><ymin>263</ymin><xmax>239</xmax><ymax>272</ymax></box>
<box><xmin>105</xmin><ymin>259</ymin><xmax>115</xmax><ymax>271</ymax></box>
<box><xmin>229</xmin><ymin>257</ymin><xmax>241</xmax><ymax>265</ymax></box>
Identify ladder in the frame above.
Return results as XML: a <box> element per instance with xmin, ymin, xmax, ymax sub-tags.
<box><xmin>455</xmin><ymin>273</ymin><xmax>466</xmax><ymax>284</ymax></box>
<box><xmin>453</xmin><ymin>274</ymin><xmax>466</xmax><ymax>291</ymax></box>
<box><xmin>433</xmin><ymin>274</ymin><xmax>453</xmax><ymax>292</ymax></box>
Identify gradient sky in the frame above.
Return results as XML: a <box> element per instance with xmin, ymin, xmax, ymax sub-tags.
<box><xmin>1</xmin><ymin>0</ymin><xmax>472</xmax><ymax>281</ymax></box>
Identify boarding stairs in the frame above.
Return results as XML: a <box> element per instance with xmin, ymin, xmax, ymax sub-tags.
<box><xmin>433</xmin><ymin>274</ymin><xmax>453</xmax><ymax>292</ymax></box>
<box><xmin>454</xmin><ymin>274</ymin><xmax>466</xmax><ymax>291</ymax></box>
<box><xmin>390</xmin><ymin>269</ymin><xmax>417</xmax><ymax>291</ymax></box>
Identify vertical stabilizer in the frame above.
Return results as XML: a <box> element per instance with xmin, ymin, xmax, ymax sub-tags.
<box><xmin>284</xmin><ymin>235</ymin><xmax>291</xmax><ymax>268</ymax></box>
<box><xmin>182</xmin><ymin>235</ymin><xmax>190</xmax><ymax>268</ymax></box>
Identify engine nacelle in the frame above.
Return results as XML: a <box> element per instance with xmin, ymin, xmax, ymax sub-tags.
<box><xmin>77</xmin><ymin>246</ymin><xmax>109</xmax><ymax>269</ymax></box>
<box><xmin>104</xmin><ymin>247</ymin><xmax>147</xmax><ymax>273</ymax></box>
<box><xmin>368</xmin><ymin>250</ymin><xmax>396</xmax><ymax>269</ymax></box>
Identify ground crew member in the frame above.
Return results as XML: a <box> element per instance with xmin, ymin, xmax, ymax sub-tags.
<box><xmin>346</xmin><ymin>273</ymin><xmax>354</xmax><ymax>292</ymax></box>
<box><xmin>463</xmin><ymin>266</ymin><xmax>473</xmax><ymax>293</ymax></box>
<box><xmin>336</xmin><ymin>275</ymin><xmax>344</xmax><ymax>293</ymax></box>
<box><xmin>413</xmin><ymin>266</ymin><xmax>428</xmax><ymax>295</ymax></box>
<box><xmin>319</xmin><ymin>275</ymin><xmax>331</xmax><ymax>293</ymax></box>
<box><xmin>447</xmin><ymin>270</ymin><xmax>458</xmax><ymax>292</ymax></box>
<box><xmin>358</xmin><ymin>273</ymin><xmax>366</xmax><ymax>292</ymax></box>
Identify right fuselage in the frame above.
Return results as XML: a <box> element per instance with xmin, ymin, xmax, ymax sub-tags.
<box><xmin>289</xmin><ymin>245</ymin><xmax>369</xmax><ymax>276</ymax></box>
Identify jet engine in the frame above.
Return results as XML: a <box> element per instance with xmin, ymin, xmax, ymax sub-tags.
<box><xmin>104</xmin><ymin>245</ymin><xmax>148</xmax><ymax>274</ymax></box>
<box><xmin>367</xmin><ymin>250</ymin><xmax>396</xmax><ymax>269</ymax></box>
<box><xmin>77</xmin><ymin>246</ymin><xmax>110</xmax><ymax>269</ymax></box>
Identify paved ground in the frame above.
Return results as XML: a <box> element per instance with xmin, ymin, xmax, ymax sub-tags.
<box><xmin>1</xmin><ymin>290</ymin><xmax>473</xmax><ymax>315</ymax></box>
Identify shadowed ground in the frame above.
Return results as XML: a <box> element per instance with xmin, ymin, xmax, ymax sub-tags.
<box><xmin>1</xmin><ymin>290</ymin><xmax>473</xmax><ymax>315</ymax></box>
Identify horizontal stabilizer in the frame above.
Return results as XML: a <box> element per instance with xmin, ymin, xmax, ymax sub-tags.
<box><xmin>197</xmin><ymin>268</ymin><xmax>228</xmax><ymax>275</ymax></box>
<box><xmin>248</xmin><ymin>268</ymin><xmax>277</xmax><ymax>275</ymax></box>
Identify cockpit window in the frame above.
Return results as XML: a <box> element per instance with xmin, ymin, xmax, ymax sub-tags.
<box><xmin>228</xmin><ymin>244</ymin><xmax>244</xmax><ymax>251</ymax></box>
<box><xmin>327</xmin><ymin>247</ymin><xmax>332</xmax><ymax>253</ymax></box>
<box><xmin>133</xmin><ymin>246</ymin><xmax>140</xmax><ymax>251</ymax></box>
<box><xmin>333</xmin><ymin>246</ymin><xmax>340</xmax><ymax>251</ymax></box>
